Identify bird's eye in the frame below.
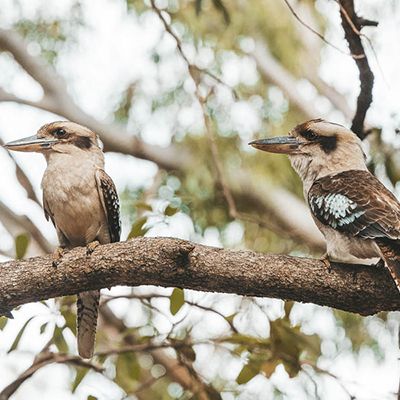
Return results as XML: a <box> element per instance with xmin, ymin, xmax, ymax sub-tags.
<box><xmin>302</xmin><ymin>129</ymin><xmax>318</xmax><ymax>141</ymax></box>
<box><xmin>54</xmin><ymin>128</ymin><xmax>67</xmax><ymax>138</ymax></box>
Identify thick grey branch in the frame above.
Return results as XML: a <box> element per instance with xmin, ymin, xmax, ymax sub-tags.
<box><xmin>0</xmin><ymin>237</ymin><xmax>398</xmax><ymax>316</ymax></box>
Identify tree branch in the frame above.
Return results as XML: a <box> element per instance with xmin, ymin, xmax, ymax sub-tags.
<box><xmin>338</xmin><ymin>0</ymin><xmax>376</xmax><ymax>139</ymax></box>
<box><xmin>0</xmin><ymin>352</ymin><xmax>103</xmax><ymax>400</ymax></box>
<box><xmin>0</xmin><ymin>237</ymin><xmax>398</xmax><ymax>317</ymax></box>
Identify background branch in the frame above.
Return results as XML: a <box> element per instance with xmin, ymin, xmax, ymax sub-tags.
<box><xmin>338</xmin><ymin>0</ymin><xmax>376</xmax><ymax>139</ymax></box>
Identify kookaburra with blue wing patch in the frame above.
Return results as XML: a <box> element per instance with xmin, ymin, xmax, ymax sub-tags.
<box><xmin>250</xmin><ymin>119</ymin><xmax>400</xmax><ymax>292</ymax></box>
<box><xmin>5</xmin><ymin>122</ymin><xmax>121</xmax><ymax>358</ymax></box>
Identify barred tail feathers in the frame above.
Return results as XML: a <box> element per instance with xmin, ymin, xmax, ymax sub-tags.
<box><xmin>77</xmin><ymin>290</ymin><xmax>100</xmax><ymax>358</ymax></box>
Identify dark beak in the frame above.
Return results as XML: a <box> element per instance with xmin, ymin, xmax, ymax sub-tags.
<box><xmin>3</xmin><ymin>135</ymin><xmax>59</xmax><ymax>152</ymax></box>
<box><xmin>248</xmin><ymin>136</ymin><xmax>300</xmax><ymax>154</ymax></box>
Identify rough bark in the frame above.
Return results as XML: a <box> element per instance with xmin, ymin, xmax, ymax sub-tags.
<box><xmin>0</xmin><ymin>237</ymin><xmax>398</xmax><ymax>317</ymax></box>
<box><xmin>338</xmin><ymin>0</ymin><xmax>376</xmax><ymax>139</ymax></box>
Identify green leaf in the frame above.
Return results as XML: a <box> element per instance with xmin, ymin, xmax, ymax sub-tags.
<box><xmin>236</xmin><ymin>363</ymin><xmax>259</xmax><ymax>385</ymax></box>
<box><xmin>87</xmin><ymin>396</ymin><xmax>97</xmax><ymax>400</ymax></box>
<box><xmin>72</xmin><ymin>367</ymin><xmax>89</xmax><ymax>392</ymax></box>
<box><xmin>261</xmin><ymin>360</ymin><xmax>280</xmax><ymax>378</ymax></box>
<box><xmin>62</xmin><ymin>308</ymin><xmax>77</xmax><ymax>334</ymax></box>
<box><xmin>115</xmin><ymin>353</ymin><xmax>140</xmax><ymax>392</ymax></box>
<box><xmin>164</xmin><ymin>205</ymin><xmax>179</xmax><ymax>216</ymax></box>
<box><xmin>15</xmin><ymin>233</ymin><xmax>30</xmax><ymax>260</ymax></box>
<box><xmin>8</xmin><ymin>316</ymin><xmax>35</xmax><ymax>352</ymax></box>
<box><xmin>54</xmin><ymin>326</ymin><xmax>69</xmax><ymax>353</ymax></box>
<box><xmin>134</xmin><ymin>201</ymin><xmax>152</xmax><ymax>211</ymax></box>
<box><xmin>39</xmin><ymin>322</ymin><xmax>48</xmax><ymax>334</ymax></box>
<box><xmin>170</xmin><ymin>288</ymin><xmax>185</xmax><ymax>315</ymax></box>
<box><xmin>128</xmin><ymin>216</ymin><xmax>149</xmax><ymax>239</ymax></box>
<box><xmin>0</xmin><ymin>317</ymin><xmax>8</xmax><ymax>330</ymax></box>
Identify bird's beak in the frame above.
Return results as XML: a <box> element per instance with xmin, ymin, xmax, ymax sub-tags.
<box><xmin>3</xmin><ymin>135</ymin><xmax>59</xmax><ymax>152</ymax></box>
<box><xmin>249</xmin><ymin>136</ymin><xmax>300</xmax><ymax>154</ymax></box>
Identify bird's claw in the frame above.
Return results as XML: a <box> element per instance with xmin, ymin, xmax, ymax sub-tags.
<box><xmin>52</xmin><ymin>247</ymin><xmax>65</xmax><ymax>268</ymax></box>
<box><xmin>320</xmin><ymin>255</ymin><xmax>332</xmax><ymax>273</ymax></box>
<box><xmin>86</xmin><ymin>241</ymin><xmax>99</xmax><ymax>256</ymax></box>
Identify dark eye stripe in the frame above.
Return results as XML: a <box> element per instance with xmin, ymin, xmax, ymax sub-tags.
<box><xmin>301</xmin><ymin>129</ymin><xmax>318</xmax><ymax>141</ymax></box>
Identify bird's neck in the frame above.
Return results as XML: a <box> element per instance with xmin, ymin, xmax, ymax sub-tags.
<box><xmin>44</xmin><ymin>147</ymin><xmax>105</xmax><ymax>170</ymax></box>
<box><xmin>289</xmin><ymin>153</ymin><xmax>368</xmax><ymax>195</ymax></box>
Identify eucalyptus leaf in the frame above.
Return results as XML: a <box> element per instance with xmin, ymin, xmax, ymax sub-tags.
<box><xmin>170</xmin><ymin>288</ymin><xmax>185</xmax><ymax>315</ymax></box>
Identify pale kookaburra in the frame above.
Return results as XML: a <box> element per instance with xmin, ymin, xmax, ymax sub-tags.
<box><xmin>5</xmin><ymin>121</ymin><xmax>121</xmax><ymax>358</ymax></box>
<box><xmin>250</xmin><ymin>118</ymin><xmax>400</xmax><ymax>293</ymax></box>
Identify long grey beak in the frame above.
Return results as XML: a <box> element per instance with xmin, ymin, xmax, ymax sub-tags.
<box><xmin>4</xmin><ymin>135</ymin><xmax>59</xmax><ymax>152</ymax></box>
<box><xmin>249</xmin><ymin>136</ymin><xmax>300</xmax><ymax>154</ymax></box>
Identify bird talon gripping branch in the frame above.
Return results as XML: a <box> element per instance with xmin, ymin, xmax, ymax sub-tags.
<box><xmin>320</xmin><ymin>255</ymin><xmax>332</xmax><ymax>273</ymax></box>
<box><xmin>250</xmin><ymin>119</ymin><xmax>400</xmax><ymax>294</ymax></box>
<box><xmin>52</xmin><ymin>246</ymin><xmax>65</xmax><ymax>268</ymax></box>
<box><xmin>86</xmin><ymin>241</ymin><xmax>100</xmax><ymax>256</ymax></box>
<box><xmin>5</xmin><ymin>122</ymin><xmax>121</xmax><ymax>358</ymax></box>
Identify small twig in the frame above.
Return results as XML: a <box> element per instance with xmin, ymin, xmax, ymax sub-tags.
<box><xmin>102</xmin><ymin>293</ymin><xmax>238</xmax><ymax>333</ymax></box>
<box><xmin>150</xmin><ymin>0</ymin><xmax>239</xmax><ymax>220</ymax></box>
<box><xmin>282</xmin><ymin>0</ymin><xmax>364</xmax><ymax>60</ymax></box>
<box><xmin>150</xmin><ymin>1</ymin><xmax>238</xmax><ymax>99</ymax></box>
<box><xmin>0</xmin><ymin>352</ymin><xmax>103</xmax><ymax>400</ymax></box>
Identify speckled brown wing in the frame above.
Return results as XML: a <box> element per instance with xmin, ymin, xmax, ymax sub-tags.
<box><xmin>95</xmin><ymin>169</ymin><xmax>121</xmax><ymax>243</ymax></box>
<box><xmin>308</xmin><ymin>170</ymin><xmax>400</xmax><ymax>240</ymax></box>
<box><xmin>308</xmin><ymin>170</ymin><xmax>400</xmax><ymax>292</ymax></box>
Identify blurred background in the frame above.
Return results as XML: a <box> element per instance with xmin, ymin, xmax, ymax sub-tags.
<box><xmin>0</xmin><ymin>0</ymin><xmax>399</xmax><ymax>399</ymax></box>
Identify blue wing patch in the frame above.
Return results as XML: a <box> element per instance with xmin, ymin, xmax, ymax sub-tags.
<box><xmin>309</xmin><ymin>193</ymin><xmax>365</xmax><ymax>229</ymax></box>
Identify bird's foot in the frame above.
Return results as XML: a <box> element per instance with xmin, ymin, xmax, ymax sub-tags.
<box><xmin>86</xmin><ymin>241</ymin><xmax>99</xmax><ymax>256</ymax></box>
<box><xmin>52</xmin><ymin>247</ymin><xmax>65</xmax><ymax>268</ymax></box>
<box><xmin>320</xmin><ymin>254</ymin><xmax>332</xmax><ymax>273</ymax></box>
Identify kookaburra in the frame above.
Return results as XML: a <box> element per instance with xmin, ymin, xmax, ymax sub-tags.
<box><xmin>250</xmin><ymin>118</ymin><xmax>400</xmax><ymax>293</ymax></box>
<box><xmin>5</xmin><ymin>121</ymin><xmax>121</xmax><ymax>358</ymax></box>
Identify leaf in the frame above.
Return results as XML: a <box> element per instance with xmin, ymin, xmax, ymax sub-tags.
<box><xmin>115</xmin><ymin>352</ymin><xmax>140</xmax><ymax>393</ymax></box>
<box><xmin>128</xmin><ymin>216</ymin><xmax>149</xmax><ymax>239</ymax></box>
<box><xmin>39</xmin><ymin>322</ymin><xmax>48</xmax><ymax>334</ymax></box>
<box><xmin>8</xmin><ymin>316</ymin><xmax>35</xmax><ymax>352</ymax></box>
<box><xmin>15</xmin><ymin>233</ymin><xmax>29</xmax><ymax>260</ymax></box>
<box><xmin>72</xmin><ymin>367</ymin><xmax>89</xmax><ymax>392</ymax></box>
<box><xmin>134</xmin><ymin>201</ymin><xmax>152</xmax><ymax>211</ymax></box>
<box><xmin>261</xmin><ymin>360</ymin><xmax>280</xmax><ymax>378</ymax></box>
<box><xmin>54</xmin><ymin>326</ymin><xmax>69</xmax><ymax>353</ymax></box>
<box><xmin>62</xmin><ymin>308</ymin><xmax>77</xmax><ymax>334</ymax></box>
<box><xmin>0</xmin><ymin>317</ymin><xmax>8</xmax><ymax>330</ymax></box>
<box><xmin>170</xmin><ymin>288</ymin><xmax>184</xmax><ymax>315</ymax></box>
<box><xmin>236</xmin><ymin>363</ymin><xmax>259</xmax><ymax>385</ymax></box>
<box><xmin>87</xmin><ymin>396</ymin><xmax>98</xmax><ymax>400</ymax></box>
<box><xmin>164</xmin><ymin>205</ymin><xmax>179</xmax><ymax>216</ymax></box>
